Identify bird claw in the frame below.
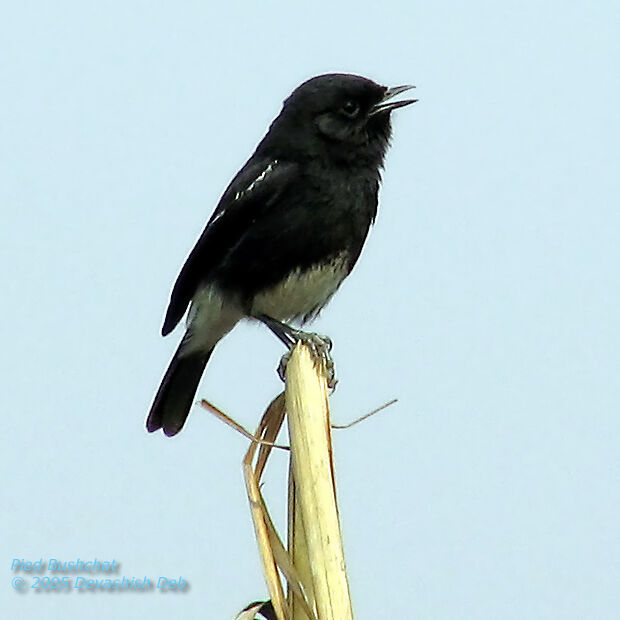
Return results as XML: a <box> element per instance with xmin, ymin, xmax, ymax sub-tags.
<box><xmin>277</xmin><ymin>351</ymin><xmax>290</xmax><ymax>383</ymax></box>
<box><xmin>277</xmin><ymin>332</ymin><xmax>337</xmax><ymax>390</ymax></box>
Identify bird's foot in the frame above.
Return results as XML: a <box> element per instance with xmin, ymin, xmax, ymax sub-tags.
<box><xmin>277</xmin><ymin>331</ymin><xmax>337</xmax><ymax>390</ymax></box>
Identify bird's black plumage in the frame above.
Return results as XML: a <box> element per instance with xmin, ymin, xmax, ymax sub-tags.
<box><xmin>147</xmin><ymin>73</ymin><xmax>415</xmax><ymax>436</ymax></box>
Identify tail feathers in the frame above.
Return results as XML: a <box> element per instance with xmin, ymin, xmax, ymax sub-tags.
<box><xmin>146</xmin><ymin>344</ymin><xmax>213</xmax><ymax>437</ymax></box>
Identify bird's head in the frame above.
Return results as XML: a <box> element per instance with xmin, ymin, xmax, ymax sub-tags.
<box><xmin>263</xmin><ymin>73</ymin><xmax>416</xmax><ymax>168</ymax></box>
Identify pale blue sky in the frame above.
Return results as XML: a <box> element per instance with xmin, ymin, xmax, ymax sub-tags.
<box><xmin>2</xmin><ymin>1</ymin><xmax>619</xmax><ymax>618</ymax></box>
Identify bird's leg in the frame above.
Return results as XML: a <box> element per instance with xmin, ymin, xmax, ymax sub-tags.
<box><xmin>257</xmin><ymin>315</ymin><xmax>337</xmax><ymax>389</ymax></box>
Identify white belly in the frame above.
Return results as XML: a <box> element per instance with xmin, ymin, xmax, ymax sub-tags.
<box><xmin>251</xmin><ymin>255</ymin><xmax>349</xmax><ymax>323</ymax></box>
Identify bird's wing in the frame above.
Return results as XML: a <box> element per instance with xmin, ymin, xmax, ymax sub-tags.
<box><xmin>161</xmin><ymin>158</ymin><xmax>299</xmax><ymax>336</ymax></box>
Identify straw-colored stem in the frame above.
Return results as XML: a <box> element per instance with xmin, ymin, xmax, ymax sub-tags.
<box><xmin>285</xmin><ymin>343</ymin><xmax>354</xmax><ymax>620</ymax></box>
<box><xmin>288</xmin><ymin>471</ymin><xmax>315</xmax><ymax>620</ymax></box>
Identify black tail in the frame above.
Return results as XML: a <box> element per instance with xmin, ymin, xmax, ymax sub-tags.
<box><xmin>146</xmin><ymin>342</ymin><xmax>213</xmax><ymax>437</ymax></box>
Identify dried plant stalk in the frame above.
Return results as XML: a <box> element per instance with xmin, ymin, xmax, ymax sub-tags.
<box><xmin>285</xmin><ymin>343</ymin><xmax>354</xmax><ymax>620</ymax></box>
<box><xmin>288</xmin><ymin>472</ymin><xmax>315</xmax><ymax>620</ymax></box>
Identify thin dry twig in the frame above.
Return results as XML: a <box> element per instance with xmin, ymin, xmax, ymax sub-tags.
<box><xmin>331</xmin><ymin>398</ymin><xmax>398</xmax><ymax>429</ymax></box>
<box><xmin>200</xmin><ymin>399</ymin><xmax>290</xmax><ymax>450</ymax></box>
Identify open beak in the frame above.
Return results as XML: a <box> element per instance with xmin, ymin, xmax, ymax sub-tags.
<box><xmin>370</xmin><ymin>84</ymin><xmax>417</xmax><ymax>115</ymax></box>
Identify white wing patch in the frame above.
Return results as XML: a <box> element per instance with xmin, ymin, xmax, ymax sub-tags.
<box><xmin>234</xmin><ymin>160</ymin><xmax>278</xmax><ymax>201</ymax></box>
<box><xmin>209</xmin><ymin>160</ymin><xmax>279</xmax><ymax>228</ymax></box>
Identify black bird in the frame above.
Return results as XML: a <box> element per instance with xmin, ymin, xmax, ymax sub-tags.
<box><xmin>147</xmin><ymin>73</ymin><xmax>416</xmax><ymax>436</ymax></box>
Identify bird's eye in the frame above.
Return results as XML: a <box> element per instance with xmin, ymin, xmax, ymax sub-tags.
<box><xmin>340</xmin><ymin>100</ymin><xmax>360</xmax><ymax>118</ymax></box>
